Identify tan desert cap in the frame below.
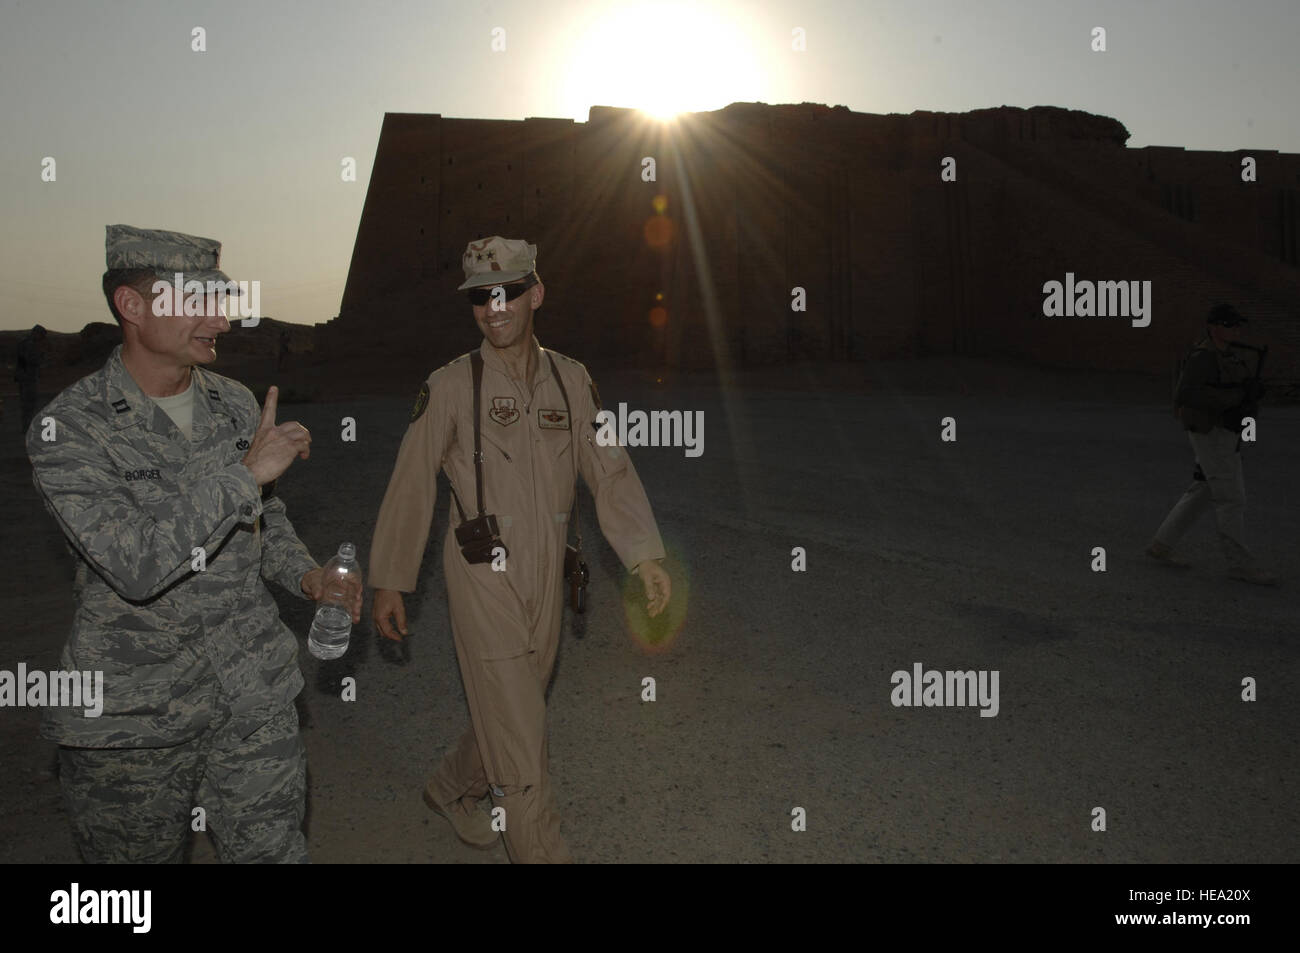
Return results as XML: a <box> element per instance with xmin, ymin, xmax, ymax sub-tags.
<box><xmin>458</xmin><ymin>235</ymin><xmax>537</xmax><ymax>290</ymax></box>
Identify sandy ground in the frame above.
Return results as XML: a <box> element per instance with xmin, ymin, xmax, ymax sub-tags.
<box><xmin>2</xmin><ymin>356</ymin><xmax>1297</xmax><ymax>863</ymax></box>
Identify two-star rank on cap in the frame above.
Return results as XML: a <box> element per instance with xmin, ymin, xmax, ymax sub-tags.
<box><xmin>457</xmin><ymin>236</ymin><xmax>537</xmax><ymax>290</ymax></box>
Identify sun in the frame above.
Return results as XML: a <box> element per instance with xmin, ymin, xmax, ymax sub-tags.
<box><xmin>561</xmin><ymin>2</ymin><xmax>766</xmax><ymax>121</ymax></box>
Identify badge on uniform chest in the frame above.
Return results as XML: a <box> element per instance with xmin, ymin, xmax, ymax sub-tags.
<box><xmin>538</xmin><ymin>408</ymin><xmax>570</xmax><ymax>430</ymax></box>
<box><xmin>489</xmin><ymin>397</ymin><xmax>519</xmax><ymax>427</ymax></box>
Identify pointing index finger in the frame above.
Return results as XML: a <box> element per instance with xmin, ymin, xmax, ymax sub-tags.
<box><xmin>260</xmin><ymin>385</ymin><xmax>279</xmax><ymax>429</ymax></box>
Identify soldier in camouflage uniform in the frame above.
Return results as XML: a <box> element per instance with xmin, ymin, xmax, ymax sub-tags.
<box><xmin>1147</xmin><ymin>303</ymin><xmax>1277</xmax><ymax>585</ymax></box>
<box><xmin>26</xmin><ymin>225</ymin><xmax>356</xmax><ymax>863</ymax></box>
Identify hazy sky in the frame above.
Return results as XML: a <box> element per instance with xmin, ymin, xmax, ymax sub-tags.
<box><xmin>2</xmin><ymin>0</ymin><xmax>1296</xmax><ymax>332</ymax></box>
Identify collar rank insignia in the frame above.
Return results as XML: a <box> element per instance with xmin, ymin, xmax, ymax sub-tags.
<box><xmin>111</xmin><ymin>398</ymin><xmax>130</xmax><ymax>414</ymax></box>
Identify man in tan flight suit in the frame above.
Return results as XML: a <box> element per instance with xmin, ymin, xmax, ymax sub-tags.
<box><xmin>369</xmin><ymin>236</ymin><xmax>672</xmax><ymax>863</ymax></box>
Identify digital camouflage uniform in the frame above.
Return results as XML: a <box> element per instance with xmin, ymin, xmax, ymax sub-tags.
<box><xmin>27</xmin><ymin>344</ymin><xmax>319</xmax><ymax>863</ymax></box>
<box><xmin>369</xmin><ymin>336</ymin><xmax>665</xmax><ymax>863</ymax></box>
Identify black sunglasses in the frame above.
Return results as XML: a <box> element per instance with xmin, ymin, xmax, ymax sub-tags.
<box><xmin>466</xmin><ymin>273</ymin><xmax>538</xmax><ymax>307</ymax></box>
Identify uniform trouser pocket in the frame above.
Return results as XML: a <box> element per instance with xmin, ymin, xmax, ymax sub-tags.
<box><xmin>463</xmin><ymin>650</ymin><xmax>547</xmax><ymax>790</ymax></box>
<box><xmin>199</xmin><ymin>703</ymin><xmax>307</xmax><ymax>863</ymax></box>
<box><xmin>59</xmin><ymin>740</ymin><xmax>206</xmax><ymax>863</ymax></box>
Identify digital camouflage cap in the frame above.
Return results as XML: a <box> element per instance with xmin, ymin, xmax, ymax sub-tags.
<box><xmin>106</xmin><ymin>223</ymin><xmax>242</xmax><ymax>292</ymax></box>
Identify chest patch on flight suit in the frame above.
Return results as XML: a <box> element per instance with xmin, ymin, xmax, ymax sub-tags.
<box><xmin>489</xmin><ymin>396</ymin><xmax>519</xmax><ymax>427</ymax></box>
<box><xmin>538</xmin><ymin>408</ymin><xmax>570</xmax><ymax>430</ymax></box>
<box><xmin>410</xmin><ymin>382</ymin><xmax>430</xmax><ymax>422</ymax></box>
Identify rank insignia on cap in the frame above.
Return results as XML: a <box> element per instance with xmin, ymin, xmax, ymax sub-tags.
<box><xmin>538</xmin><ymin>408</ymin><xmax>570</xmax><ymax>430</ymax></box>
<box><xmin>111</xmin><ymin>398</ymin><xmax>130</xmax><ymax>414</ymax></box>
<box><xmin>410</xmin><ymin>382</ymin><xmax>430</xmax><ymax>423</ymax></box>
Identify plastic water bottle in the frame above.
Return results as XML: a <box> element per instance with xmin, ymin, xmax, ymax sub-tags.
<box><xmin>307</xmin><ymin>543</ymin><xmax>360</xmax><ymax>660</ymax></box>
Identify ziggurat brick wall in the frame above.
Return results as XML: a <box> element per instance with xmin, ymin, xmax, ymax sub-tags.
<box><xmin>324</xmin><ymin>103</ymin><xmax>1300</xmax><ymax>391</ymax></box>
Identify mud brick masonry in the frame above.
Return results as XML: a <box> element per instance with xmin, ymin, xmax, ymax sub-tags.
<box><xmin>322</xmin><ymin>103</ymin><xmax>1300</xmax><ymax>391</ymax></box>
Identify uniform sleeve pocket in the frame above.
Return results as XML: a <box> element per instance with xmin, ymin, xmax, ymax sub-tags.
<box><xmin>584</xmin><ymin>431</ymin><xmax>628</xmax><ymax>478</ymax></box>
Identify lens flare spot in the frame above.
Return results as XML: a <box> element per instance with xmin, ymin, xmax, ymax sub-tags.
<box><xmin>621</xmin><ymin>546</ymin><xmax>688</xmax><ymax>653</ymax></box>
<box><xmin>652</xmin><ymin>194</ymin><xmax>669</xmax><ymax>214</ymax></box>
<box><xmin>648</xmin><ymin>306</ymin><xmax>668</xmax><ymax>328</ymax></box>
<box><xmin>643</xmin><ymin>215</ymin><xmax>674</xmax><ymax>249</ymax></box>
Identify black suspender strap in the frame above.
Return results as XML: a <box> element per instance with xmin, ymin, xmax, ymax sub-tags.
<box><xmin>449</xmin><ymin>352</ymin><xmax>487</xmax><ymax>524</ymax></box>
<box><xmin>471</xmin><ymin>351</ymin><xmax>486</xmax><ymax>517</ymax></box>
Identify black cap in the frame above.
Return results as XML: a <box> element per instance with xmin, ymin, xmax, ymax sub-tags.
<box><xmin>1207</xmin><ymin>303</ymin><xmax>1247</xmax><ymax>327</ymax></box>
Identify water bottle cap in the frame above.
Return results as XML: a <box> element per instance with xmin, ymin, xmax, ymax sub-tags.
<box><xmin>338</xmin><ymin>542</ymin><xmax>356</xmax><ymax>560</ymax></box>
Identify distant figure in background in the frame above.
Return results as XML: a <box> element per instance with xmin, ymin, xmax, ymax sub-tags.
<box><xmin>1146</xmin><ymin>303</ymin><xmax>1277</xmax><ymax>585</ymax></box>
<box><xmin>15</xmin><ymin>323</ymin><xmax>49</xmax><ymax>432</ymax></box>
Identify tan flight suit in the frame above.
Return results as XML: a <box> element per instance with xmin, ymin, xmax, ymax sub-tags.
<box><xmin>369</xmin><ymin>336</ymin><xmax>665</xmax><ymax>863</ymax></box>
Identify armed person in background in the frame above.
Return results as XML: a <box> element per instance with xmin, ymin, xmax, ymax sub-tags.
<box><xmin>27</xmin><ymin>224</ymin><xmax>359</xmax><ymax>863</ymax></box>
<box><xmin>370</xmin><ymin>236</ymin><xmax>671</xmax><ymax>863</ymax></box>
<box><xmin>15</xmin><ymin>323</ymin><xmax>49</xmax><ymax>432</ymax></box>
<box><xmin>1146</xmin><ymin>303</ymin><xmax>1277</xmax><ymax>585</ymax></box>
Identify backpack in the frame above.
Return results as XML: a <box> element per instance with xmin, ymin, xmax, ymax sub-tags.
<box><xmin>1171</xmin><ymin>339</ymin><xmax>1208</xmax><ymax>419</ymax></box>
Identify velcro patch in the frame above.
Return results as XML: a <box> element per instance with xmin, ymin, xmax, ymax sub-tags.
<box><xmin>489</xmin><ymin>397</ymin><xmax>519</xmax><ymax>427</ymax></box>
<box><xmin>538</xmin><ymin>408</ymin><xmax>570</xmax><ymax>430</ymax></box>
<box><xmin>410</xmin><ymin>382</ymin><xmax>430</xmax><ymax>423</ymax></box>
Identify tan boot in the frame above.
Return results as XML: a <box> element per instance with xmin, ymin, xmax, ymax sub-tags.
<box><xmin>423</xmin><ymin>784</ymin><xmax>499</xmax><ymax>848</ymax></box>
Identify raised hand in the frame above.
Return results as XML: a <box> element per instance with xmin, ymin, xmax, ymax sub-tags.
<box><xmin>241</xmin><ymin>385</ymin><xmax>311</xmax><ymax>486</ymax></box>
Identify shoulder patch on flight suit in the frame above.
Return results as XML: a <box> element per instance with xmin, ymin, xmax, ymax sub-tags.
<box><xmin>410</xmin><ymin>382</ymin><xmax>430</xmax><ymax>422</ymax></box>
